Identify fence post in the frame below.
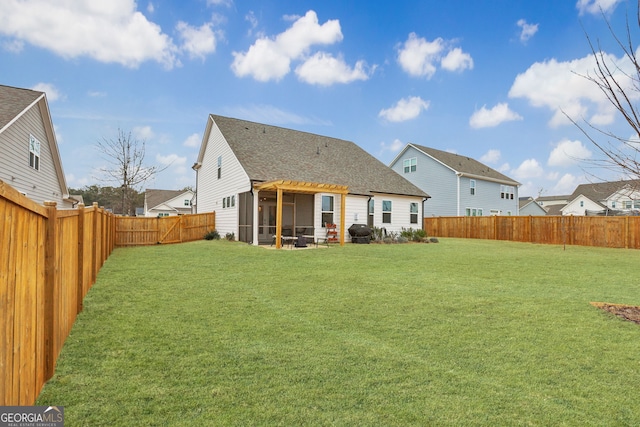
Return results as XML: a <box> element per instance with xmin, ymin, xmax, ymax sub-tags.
<box><xmin>91</xmin><ymin>203</ymin><xmax>98</xmax><ymax>286</ymax></box>
<box><xmin>43</xmin><ymin>201</ymin><xmax>58</xmax><ymax>381</ymax></box>
<box><xmin>76</xmin><ymin>203</ymin><xmax>85</xmax><ymax>314</ymax></box>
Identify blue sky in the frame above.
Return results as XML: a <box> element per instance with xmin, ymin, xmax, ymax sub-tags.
<box><xmin>1</xmin><ymin>0</ymin><xmax>637</xmax><ymax>197</ymax></box>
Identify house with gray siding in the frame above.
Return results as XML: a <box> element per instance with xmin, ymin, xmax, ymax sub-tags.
<box><xmin>519</xmin><ymin>196</ymin><xmax>548</xmax><ymax>216</ymax></box>
<box><xmin>0</xmin><ymin>84</ymin><xmax>72</xmax><ymax>208</ymax></box>
<box><xmin>192</xmin><ymin>115</ymin><xmax>429</xmax><ymax>247</ymax></box>
<box><xmin>390</xmin><ymin>144</ymin><xmax>520</xmax><ymax>217</ymax></box>
<box><xmin>143</xmin><ymin>189</ymin><xmax>195</xmax><ymax>217</ymax></box>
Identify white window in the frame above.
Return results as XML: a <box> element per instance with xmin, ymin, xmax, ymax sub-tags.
<box><xmin>184</xmin><ymin>199</ymin><xmax>190</xmax><ymax>206</ymax></box>
<box><xmin>624</xmin><ymin>200</ymin><xmax>632</xmax><ymax>209</ymax></box>
<box><xmin>465</xmin><ymin>208</ymin><xmax>483</xmax><ymax>216</ymax></box>
<box><xmin>500</xmin><ymin>185</ymin><xmax>514</xmax><ymax>200</ymax></box>
<box><xmin>580</xmin><ymin>201</ymin><xmax>584</xmax><ymax>207</ymax></box>
<box><xmin>322</xmin><ymin>195</ymin><xmax>334</xmax><ymax>226</ymax></box>
<box><xmin>470</xmin><ymin>179</ymin><xmax>476</xmax><ymax>195</ymax></box>
<box><xmin>29</xmin><ymin>135</ymin><xmax>41</xmax><ymax>170</ymax></box>
<box><xmin>217</xmin><ymin>156</ymin><xmax>222</xmax><ymax>179</ymax></box>
<box><xmin>382</xmin><ymin>200</ymin><xmax>392</xmax><ymax>223</ymax></box>
<box><xmin>410</xmin><ymin>202</ymin><xmax>418</xmax><ymax>224</ymax></box>
<box><xmin>403</xmin><ymin>158</ymin><xmax>417</xmax><ymax>173</ymax></box>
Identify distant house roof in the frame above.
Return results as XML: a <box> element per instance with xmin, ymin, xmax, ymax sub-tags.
<box><xmin>407</xmin><ymin>143</ymin><xmax>520</xmax><ymax>186</ymax></box>
<box><xmin>518</xmin><ymin>196</ymin><xmax>534</xmax><ymax>209</ymax></box>
<box><xmin>536</xmin><ymin>194</ymin><xmax>571</xmax><ymax>203</ymax></box>
<box><xmin>145</xmin><ymin>189</ymin><xmax>193</xmax><ymax>213</ymax></box>
<box><xmin>196</xmin><ymin>115</ymin><xmax>429</xmax><ymax>198</ymax></box>
<box><xmin>568</xmin><ymin>180</ymin><xmax>640</xmax><ymax>204</ymax></box>
<box><xmin>546</xmin><ymin>204</ymin><xmax>565</xmax><ymax>215</ymax></box>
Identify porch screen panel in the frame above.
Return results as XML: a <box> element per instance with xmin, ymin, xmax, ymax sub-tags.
<box><xmin>238</xmin><ymin>191</ymin><xmax>253</xmax><ymax>243</ymax></box>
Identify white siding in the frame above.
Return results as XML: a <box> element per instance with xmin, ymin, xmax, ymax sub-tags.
<box><xmin>0</xmin><ymin>102</ymin><xmax>68</xmax><ymax>206</ymax></box>
<box><xmin>370</xmin><ymin>194</ymin><xmax>423</xmax><ymax>234</ymax></box>
<box><xmin>196</xmin><ymin>120</ymin><xmax>251</xmax><ymax>237</ymax></box>
<box><xmin>563</xmin><ymin>195</ymin><xmax>602</xmax><ymax>216</ymax></box>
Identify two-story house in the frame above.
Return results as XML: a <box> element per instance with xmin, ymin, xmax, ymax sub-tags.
<box><xmin>143</xmin><ymin>189</ymin><xmax>195</xmax><ymax>217</ymax></box>
<box><xmin>390</xmin><ymin>143</ymin><xmax>520</xmax><ymax>217</ymax></box>
<box><xmin>0</xmin><ymin>84</ymin><xmax>72</xmax><ymax>207</ymax></box>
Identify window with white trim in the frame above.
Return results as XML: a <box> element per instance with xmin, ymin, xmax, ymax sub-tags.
<box><xmin>470</xmin><ymin>179</ymin><xmax>476</xmax><ymax>195</ymax></box>
<box><xmin>382</xmin><ymin>200</ymin><xmax>392</xmax><ymax>223</ymax></box>
<box><xmin>465</xmin><ymin>208</ymin><xmax>483</xmax><ymax>216</ymax></box>
<box><xmin>403</xmin><ymin>157</ymin><xmax>417</xmax><ymax>173</ymax></box>
<box><xmin>29</xmin><ymin>135</ymin><xmax>40</xmax><ymax>170</ymax></box>
<box><xmin>500</xmin><ymin>185</ymin><xmax>514</xmax><ymax>199</ymax></box>
<box><xmin>322</xmin><ymin>195</ymin><xmax>334</xmax><ymax>226</ymax></box>
<box><xmin>217</xmin><ymin>156</ymin><xmax>222</xmax><ymax>179</ymax></box>
<box><xmin>184</xmin><ymin>199</ymin><xmax>190</xmax><ymax>206</ymax></box>
<box><xmin>410</xmin><ymin>202</ymin><xmax>419</xmax><ymax>224</ymax></box>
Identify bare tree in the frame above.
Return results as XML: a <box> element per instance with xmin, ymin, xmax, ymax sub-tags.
<box><xmin>96</xmin><ymin>128</ymin><xmax>165</xmax><ymax>215</ymax></box>
<box><xmin>570</xmin><ymin>4</ymin><xmax>640</xmax><ymax>182</ymax></box>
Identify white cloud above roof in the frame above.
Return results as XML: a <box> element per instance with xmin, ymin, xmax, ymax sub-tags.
<box><xmin>548</xmin><ymin>138</ymin><xmax>592</xmax><ymax>167</ymax></box>
<box><xmin>517</xmin><ymin>19</ymin><xmax>538</xmax><ymax>43</ymax></box>
<box><xmin>397</xmin><ymin>32</ymin><xmax>473</xmax><ymax>78</ymax></box>
<box><xmin>480</xmin><ymin>149</ymin><xmax>501</xmax><ymax>164</ymax></box>
<box><xmin>231</xmin><ymin>10</ymin><xmax>351</xmax><ymax>83</ymax></box>
<box><xmin>469</xmin><ymin>103</ymin><xmax>522</xmax><ymax>129</ymax></box>
<box><xmin>512</xmin><ymin>158</ymin><xmax>544</xmax><ymax>180</ymax></box>
<box><xmin>295</xmin><ymin>52</ymin><xmax>371</xmax><ymax>86</ymax></box>
<box><xmin>576</xmin><ymin>0</ymin><xmax>623</xmax><ymax>15</ymax></box>
<box><xmin>176</xmin><ymin>21</ymin><xmax>218</xmax><ymax>60</ymax></box>
<box><xmin>508</xmin><ymin>52</ymin><xmax>637</xmax><ymax>128</ymax></box>
<box><xmin>0</xmin><ymin>0</ymin><xmax>180</xmax><ymax>68</ymax></box>
<box><xmin>379</xmin><ymin>96</ymin><xmax>430</xmax><ymax>122</ymax></box>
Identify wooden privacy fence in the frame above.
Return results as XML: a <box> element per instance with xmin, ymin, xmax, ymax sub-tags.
<box><xmin>1</xmin><ymin>179</ymin><xmax>216</xmax><ymax>406</ymax></box>
<box><xmin>1</xmin><ymin>181</ymin><xmax>115</xmax><ymax>406</ymax></box>
<box><xmin>424</xmin><ymin>215</ymin><xmax>640</xmax><ymax>249</ymax></box>
<box><xmin>115</xmin><ymin>212</ymin><xmax>216</xmax><ymax>246</ymax></box>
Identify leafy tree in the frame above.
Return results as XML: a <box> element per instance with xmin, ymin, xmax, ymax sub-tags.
<box><xmin>69</xmin><ymin>185</ymin><xmax>144</xmax><ymax>214</ymax></box>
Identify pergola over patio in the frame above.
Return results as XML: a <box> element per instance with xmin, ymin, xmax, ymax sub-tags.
<box><xmin>253</xmin><ymin>180</ymin><xmax>349</xmax><ymax>249</ymax></box>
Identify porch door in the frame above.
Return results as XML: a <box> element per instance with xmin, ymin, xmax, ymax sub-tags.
<box><xmin>259</xmin><ymin>202</ymin><xmax>277</xmax><ymax>242</ymax></box>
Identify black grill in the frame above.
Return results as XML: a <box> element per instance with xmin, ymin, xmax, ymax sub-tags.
<box><xmin>348</xmin><ymin>224</ymin><xmax>371</xmax><ymax>244</ymax></box>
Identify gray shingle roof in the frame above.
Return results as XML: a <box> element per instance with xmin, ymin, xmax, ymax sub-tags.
<box><xmin>0</xmin><ymin>85</ymin><xmax>43</xmax><ymax>132</ymax></box>
<box><xmin>569</xmin><ymin>179</ymin><xmax>640</xmax><ymax>203</ymax></box>
<box><xmin>409</xmin><ymin>143</ymin><xmax>520</xmax><ymax>185</ymax></box>
<box><xmin>145</xmin><ymin>189</ymin><xmax>192</xmax><ymax>211</ymax></box>
<box><xmin>210</xmin><ymin>115</ymin><xmax>429</xmax><ymax>198</ymax></box>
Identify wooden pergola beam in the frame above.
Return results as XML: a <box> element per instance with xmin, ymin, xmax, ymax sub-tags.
<box><xmin>254</xmin><ymin>180</ymin><xmax>349</xmax><ymax>249</ymax></box>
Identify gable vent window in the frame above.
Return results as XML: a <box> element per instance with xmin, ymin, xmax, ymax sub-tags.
<box><xmin>217</xmin><ymin>156</ymin><xmax>222</xmax><ymax>179</ymax></box>
<box><xmin>29</xmin><ymin>134</ymin><xmax>41</xmax><ymax>171</ymax></box>
<box><xmin>470</xmin><ymin>179</ymin><xmax>476</xmax><ymax>195</ymax></box>
<box><xmin>403</xmin><ymin>157</ymin><xmax>417</xmax><ymax>173</ymax></box>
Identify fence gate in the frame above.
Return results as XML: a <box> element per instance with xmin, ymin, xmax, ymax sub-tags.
<box><xmin>157</xmin><ymin>216</ymin><xmax>182</xmax><ymax>244</ymax></box>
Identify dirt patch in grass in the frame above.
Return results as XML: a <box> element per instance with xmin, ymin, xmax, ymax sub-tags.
<box><xmin>591</xmin><ymin>302</ymin><xmax>640</xmax><ymax>325</ymax></box>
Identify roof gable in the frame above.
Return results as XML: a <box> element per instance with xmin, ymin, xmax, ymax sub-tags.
<box><xmin>410</xmin><ymin>143</ymin><xmax>520</xmax><ymax>185</ymax></box>
<box><xmin>569</xmin><ymin>179</ymin><xmax>640</xmax><ymax>203</ymax></box>
<box><xmin>0</xmin><ymin>84</ymin><xmax>69</xmax><ymax>201</ymax></box>
<box><xmin>145</xmin><ymin>189</ymin><xmax>194</xmax><ymax>210</ymax></box>
<box><xmin>201</xmin><ymin>115</ymin><xmax>429</xmax><ymax>198</ymax></box>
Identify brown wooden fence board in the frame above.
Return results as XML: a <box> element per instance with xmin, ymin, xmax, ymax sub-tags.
<box><xmin>424</xmin><ymin>215</ymin><xmax>640</xmax><ymax>249</ymax></box>
<box><xmin>1</xmin><ymin>178</ymin><xmax>217</xmax><ymax>406</ymax></box>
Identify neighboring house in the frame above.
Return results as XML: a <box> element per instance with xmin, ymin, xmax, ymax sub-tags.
<box><xmin>518</xmin><ymin>196</ymin><xmax>548</xmax><ymax>216</ymax></box>
<box><xmin>143</xmin><ymin>189</ymin><xmax>195</xmax><ymax>217</ymax></box>
<box><xmin>389</xmin><ymin>144</ymin><xmax>520</xmax><ymax>217</ymax></box>
<box><xmin>561</xmin><ymin>180</ymin><xmax>640</xmax><ymax>216</ymax></box>
<box><xmin>535</xmin><ymin>194</ymin><xmax>570</xmax><ymax>210</ymax></box>
<box><xmin>192</xmin><ymin>115</ymin><xmax>430</xmax><ymax>246</ymax></box>
<box><xmin>0</xmin><ymin>84</ymin><xmax>72</xmax><ymax>207</ymax></box>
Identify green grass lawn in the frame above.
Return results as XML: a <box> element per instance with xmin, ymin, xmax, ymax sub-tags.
<box><xmin>36</xmin><ymin>239</ymin><xmax>640</xmax><ymax>426</ymax></box>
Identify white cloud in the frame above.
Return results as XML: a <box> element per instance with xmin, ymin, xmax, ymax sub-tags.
<box><xmin>183</xmin><ymin>133</ymin><xmax>201</xmax><ymax>148</ymax></box>
<box><xmin>576</xmin><ymin>0</ymin><xmax>623</xmax><ymax>15</ymax></box>
<box><xmin>147</xmin><ymin>2</ymin><xmax>154</xmax><ymax>13</ymax></box>
<box><xmin>156</xmin><ymin>153</ymin><xmax>186</xmax><ymax>167</ymax></box>
<box><xmin>31</xmin><ymin>82</ymin><xmax>62</xmax><ymax>101</ymax></box>
<box><xmin>231</xmin><ymin>10</ymin><xmax>343</xmax><ymax>82</ymax></box>
<box><xmin>508</xmin><ymin>52</ymin><xmax>637</xmax><ymax>128</ymax></box>
<box><xmin>512</xmin><ymin>158</ymin><xmax>544</xmax><ymax>180</ymax></box>
<box><xmin>379</xmin><ymin>96</ymin><xmax>430</xmax><ymax>122</ymax></box>
<box><xmin>517</xmin><ymin>19</ymin><xmax>538</xmax><ymax>43</ymax></box>
<box><xmin>397</xmin><ymin>33</ymin><xmax>444</xmax><ymax>78</ymax></box>
<box><xmin>548</xmin><ymin>138</ymin><xmax>593</xmax><ymax>167</ymax></box>
<box><xmin>2</xmin><ymin>39</ymin><xmax>23</xmax><ymax>52</ymax></box>
<box><xmin>469</xmin><ymin>103</ymin><xmax>522</xmax><ymax>128</ymax></box>
<box><xmin>0</xmin><ymin>0</ymin><xmax>179</xmax><ymax>69</ymax></box>
<box><xmin>397</xmin><ymin>32</ymin><xmax>472</xmax><ymax>78</ymax></box>
<box><xmin>176</xmin><ymin>21</ymin><xmax>217</xmax><ymax>60</ymax></box>
<box><xmin>552</xmin><ymin>173</ymin><xmax>584</xmax><ymax>194</ymax></box>
<box><xmin>441</xmin><ymin>47</ymin><xmax>473</xmax><ymax>72</ymax></box>
<box><xmin>480</xmin><ymin>149</ymin><xmax>501</xmax><ymax>164</ymax></box>
<box><xmin>133</xmin><ymin>125</ymin><xmax>154</xmax><ymax>140</ymax></box>
<box><xmin>295</xmin><ymin>52</ymin><xmax>370</xmax><ymax>86</ymax></box>
<box><xmin>378</xmin><ymin>138</ymin><xmax>405</xmax><ymax>156</ymax></box>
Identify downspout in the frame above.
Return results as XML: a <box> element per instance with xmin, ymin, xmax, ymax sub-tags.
<box><xmin>456</xmin><ymin>172</ymin><xmax>461</xmax><ymax>216</ymax></box>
